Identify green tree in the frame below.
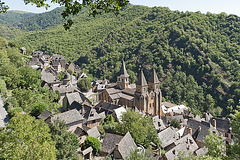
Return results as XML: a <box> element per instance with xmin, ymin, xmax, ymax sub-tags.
<box><xmin>77</xmin><ymin>78</ymin><xmax>92</xmax><ymax>92</ymax></box>
<box><xmin>8</xmin><ymin>107</ymin><xmax>23</xmax><ymax>118</ymax></box>
<box><xmin>1</xmin><ymin>0</ymin><xmax>129</xmax><ymax>29</ymax></box>
<box><xmin>49</xmin><ymin>119</ymin><xmax>80</xmax><ymax>160</ymax></box>
<box><xmin>82</xmin><ymin>136</ymin><xmax>101</xmax><ymax>155</ymax></box>
<box><xmin>231</xmin><ymin>107</ymin><xmax>240</xmax><ymax>159</ymax></box>
<box><xmin>30</xmin><ymin>102</ymin><xmax>48</xmax><ymax>117</ymax></box>
<box><xmin>127</xmin><ymin>148</ymin><xmax>153</xmax><ymax>160</ymax></box>
<box><xmin>117</xmin><ymin>109</ymin><xmax>160</xmax><ymax>149</ymax></box>
<box><xmin>0</xmin><ymin>114</ymin><xmax>56</xmax><ymax>160</ymax></box>
<box><xmin>103</xmin><ymin>114</ymin><xmax>115</xmax><ymax>124</ymax></box>
<box><xmin>170</xmin><ymin>118</ymin><xmax>180</xmax><ymax>129</ymax></box>
<box><xmin>66</xmin><ymin>68</ymin><xmax>73</xmax><ymax>75</ymax></box>
<box><xmin>204</xmin><ymin>131</ymin><xmax>225</xmax><ymax>158</ymax></box>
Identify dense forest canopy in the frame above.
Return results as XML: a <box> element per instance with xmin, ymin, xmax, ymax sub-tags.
<box><xmin>1</xmin><ymin>5</ymin><xmax>240</xmax><ymax>116</ymax></box>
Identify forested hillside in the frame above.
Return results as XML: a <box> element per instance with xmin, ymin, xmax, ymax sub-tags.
<box><xmin>0</xmin><ymin>10</ymin><xmax>35</xmax><ymax>25</ymax></box>
<box><xmin>9</xmin><ymin>5</ymin><xmax>240</xmax><ymax>116</ymax></box>
<box><xmin>13</xmin><ymin>7</ymin><xmax>66</xmax><ymax>31</ymax></box>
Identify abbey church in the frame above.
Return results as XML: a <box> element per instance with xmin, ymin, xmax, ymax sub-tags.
<box><xmin>99</xmin><ymin>61</ymin><xmax>163</xmax><ymax>116</ymax></box>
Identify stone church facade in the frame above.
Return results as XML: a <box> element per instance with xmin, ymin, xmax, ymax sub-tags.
<box><xmin>99</xmin><ymin>61</ymin><xmax>162</xmax><ymax>116</ymax></box>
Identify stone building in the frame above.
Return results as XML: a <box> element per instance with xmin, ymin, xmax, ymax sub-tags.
<box><xmin>99</xmin><ymin>61</ymin><xmax>162</xmax><ymax>116</ymax></box>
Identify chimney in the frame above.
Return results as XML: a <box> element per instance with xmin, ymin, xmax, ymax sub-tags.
<box><xmin>187</xmin><ymin>127</ymin><xmax>192</xmax><ymax>136</ymax></box>
<box><xmin>116</xmin><ymin>143</ymin><xmax>119</xmax><ymax>151</ymax></box>
<box><xmin>180</xmin><ymin>124</ymin><xmax>183</xmax><ymax>129</ymax></box>
<box><xmin>198</xmin><ymin>126</ymin><xmax>202</xmax><ymax>132</ymax></box>
<box><xmin>212</xmin><ymin>119</ymin><xmax>216</xmax><ymax>128</ymax></box>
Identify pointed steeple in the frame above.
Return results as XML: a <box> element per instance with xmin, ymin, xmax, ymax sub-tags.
<box><xmin>149</xmin><ymin>69</ymin><xmax>160</xmax><ymax>84</ymax></box>
<box><xmin>119</xmin><ymin>60</ymin><xmax>129</xmax><ymax>77</ymax></box>
<box><xmin>136</xmin><ymin>70</ymin><xmax>148</xmax><ymax>86</ymax></box>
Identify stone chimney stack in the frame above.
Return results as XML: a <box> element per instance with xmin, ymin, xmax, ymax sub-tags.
<box><xmin>187</xmin><ymin>127</ymin><xmax>192</xmax><ymax>136</ymax></box>
<box><xmin>212</xmin><ymin>119</ymin><xmax>216</xmax><ymax>128</ymax></box>
<box><xmin>198</xmin><ymin>126</ymin><xmax>202</xmax><ymax>132</ymax></box>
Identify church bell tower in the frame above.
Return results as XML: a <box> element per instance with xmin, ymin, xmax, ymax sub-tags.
<box><xmin>117</xmin><ymin>60</ymin><xmax>129</xmax><ymax>89</ymax></box>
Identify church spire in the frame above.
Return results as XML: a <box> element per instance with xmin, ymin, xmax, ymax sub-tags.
<box><xmin>136</xmin><ymin>70</ymin><xmax>148</xmax><ymax>86</ymax></box>
<box><xmin>119</xmin><ymin>60</ymin><xmax>129</xmax><ymax>77</ymax></box>
<box><xmin>149</xmin><ymin>69</ymin><xmax>160</xmax><ymax>84</ymax></box>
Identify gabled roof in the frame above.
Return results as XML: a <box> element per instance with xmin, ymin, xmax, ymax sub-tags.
<box><xmin>101</xmin><ymin>133</ymin><xmax>123</xmax><ymax>154</ymax></box>
<box><xmin>52</xmin><ymin>84</ymin><xmax>79</xmax><ymax>94</ymax></box>
<box><xmin>20</xmin><ymin>47</ymin><xmax>26</xmax><ymax>50</ymax></box>
<box><xmin>119</xmin><ymin>60</ymin><xmax>129</xmax><ymax>77</ymax></box>
<box><xmin>164</xmin><ymin>134</ymin><xmax>199</xmax><ymax>160</ymax></box>
<box><xmin>94</xmin><ymin>101</ymin><xmax>121</xmax><ymax>115</ymax></box>
<box><xmin>66</xmin><ymin>92</ymin><xmax>83</xmax><ymax>106</ymax></box>
<box><xmin>113</xmin><ymin>106</ymin><xmax>127</xmax><ymax>122</ymax></box>
<box><xmin>41</xmin><ymin>70</ymin><xmax>59</xmax><ymax>84</ymax></box>
<box><xmin>54</xmin><ymin>109</ymin><xmax>84</xmax><ymax>125</ymax></box>
<box><xmin>210</xmin><ymin>118</ymin><xmax>231</xmax><ymax>133</ymax></box>
<box><xmin>152</xmin><ymin>116</ymin><xmax>166</xmax><ymax>131</ymax></box>
<box><xmin>85</xmin><ymin>108</ymin><xmax>103</xmax><ymax>121</ymax></box>
<box><xmin>158</xmin><ymin>127</ymin><xmax>179</xmax><ymax>148</ymax></box>
<box><xmin>183</xmin><ymin>119</ymin><xmax>218</xmax><ymax>143</ymax></box>
<box><xmin>202</xmin><ymin>113</ymin><xmax>213</xmax><ymax>122</ymax></box>
<box><xmin>161</xmin><ymin>115</ymin><xmax>186</xmax><ymax>126</ymax></box>
<box><xmin>117</xmin><ymin>132</ymin><xmax>136</xmax><ymax>159</ymax></box>
<box><xmin>38</xmin><ymin>110</ymin><xmax>53</xmax><ymax>121</ymax></box>
<box><xmin>87</xmin><ymin>126</ymin><xmax>100</xmax><ymax>138</ymax></box>
<box><xmin>82</xmin><ymin>147</ymin><xmax>93</xmax><ymax>156</ymax></box>
<box><xmin>52</xmin><ymin>54</ymin><xmax>65</xmax><ymax>60</ymax></box>
<box><xmin>136</xmin><ymin>70</ymin><xmax>147</xmax><ymax>86</ymax></box>
<box><xmin>106</xmin><ymin>88</ymin><xmax>121</xmax><ymax>95</ymax></box>
<box><xmin>149</xmin><ymin>69</ymin><xmax>160</xmax><ymax>84</ymax></box>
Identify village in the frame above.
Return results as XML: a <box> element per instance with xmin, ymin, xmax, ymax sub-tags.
<box><xmin>0</xmin><ymin>48</ymin><xmax>234</xmax><ymax>160</ymax></box>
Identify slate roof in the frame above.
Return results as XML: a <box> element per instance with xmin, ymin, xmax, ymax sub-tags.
<box><xmin>73</xmin><ymin>125</ymin><xmax>90</xmax><ymax>137</ymax></box>
<box><xmin>54</xmin><ymin>109</ymin><xmax>84</xmax><ymax>125</ymax></box>
<box><xmin>52</xmin><ymin>61</ymin><xmax>60</xmax><ymax>67</ymax></box>
<box><xmin>119</xmin><ymin>60</ymin><xmax>129</xmax><ymax>77</ymax></box>
<box><xmin>158</xmin><ymin>127</ymin><xmax>179</xmax><ymax>148</ymax></box>
<box><xmin>164</xmin><ymin>134</ymin><xmax>199</xmax><ymax>160</ymax></box>
<box><xmin>38</xmin><ymin>110</ymin><xmax>53</xmax><ymax>121</ymax></box>
<box><xmin>52</xmin><ymin>84</ymin><xmax>78</xmax><ymax>94</ymax></box>
<box><xmin>122</xmin><ymin>88</ymin><xmax>135</xmax><ymax>95</ymax></box>
<box><xmin>87</xmin><ymin>126</ymin><xmax>100</xmax><ymax>138</ymax></box>
<box><xmin>95</xmin><ymin>101</ymin><xmax>121</xmax><ymax>115</ymax></box>
<box><xmin>41</xmin><ymin>70</ymin><xmax>59</xmax><ymax>84</ymax></box>
<box><xmin>202</xmin><ymin>113</ymin><xmax>213</xmax><ymax>122</ymax></box>
<box><xmin>119</xmin><ymin>93</ymin><xmax>134</xmax><ymax>101</ymax></box>
<box><xmin>117</xmin><ymin>132</ymin><xmax>136</xmax><ymax>159</ymax></box>
<box><xmin>0</xmin><ymin>95</ymin><xmax>9</xmax><ymax>128</ymax></box>
<box><xmin>183</xmin><ymin>119</ymin><xmax>218</xmax><ymax>143</ymax></box>
<box><xmin>210</xmin><ymin>118</ymin><xmax>231</xmax><ymax>133</ymax></box>
<box><xmin>85</xmin><ymin>108</ymin><xmax>103</xmax><ymax>121</ymax></box>
<box><xmin>106</xmin><ymin>88</ymin><xmax>121</xmax><ymax>95</ymax></box>
<box><xmin>136</xmin><ymin>70</ymin><xmax>147</xmax><ymax>86</ymax></box>
<box><xmin>20</xmin><ymin>47</ymin><xmax>26</xmax><ymax>51</ymax></box>
<box><xmin>195</xmin><ymin>147</ymin><xmax>208</xmax><ymax>156</ymax></box>
<box><xmin>113</xmin><ymin>106</ymin><xmax>127</xmax><ymax>122</ymax></box>
<box><xmin>82</xmin><ymin>147</ymin><xmax>93</xmax><ymax>156</ymax></box>
<box><xmin>161</xmin><ymin>115</ymin><xmax>185</xmax><ymax>126</ymax></box>
<box><xmin>101</xmin><ymin>133</ymin><xmax>123</xmax><ymax>154</ymax></box>
<box><xmin>152</xmin><ymin>116</ymin><xmax>166</xmax><ymax>131</ymax></box>
<box><xmin>109</xmin><ymin>93</ymin><xmax>120</xmax><ymax>100</ymax></box>
<box><xmin>66</xmin><ymin>92</ymin><xmax>84</xmax><ymax>105</ymax></box>
<box><xmin>149</xmin><ymin>69</ymin><xmax>160</xmax><ymax>84</ymax></box>
<box><xmin>52</xmin><ymin>54</ymin><xmax>65</xmax><ymax>60</ymax></box>
<box><xmin>162</xmin><ymin>102</ymin><xmax>177</xmax><ymax>108</ymax></box>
